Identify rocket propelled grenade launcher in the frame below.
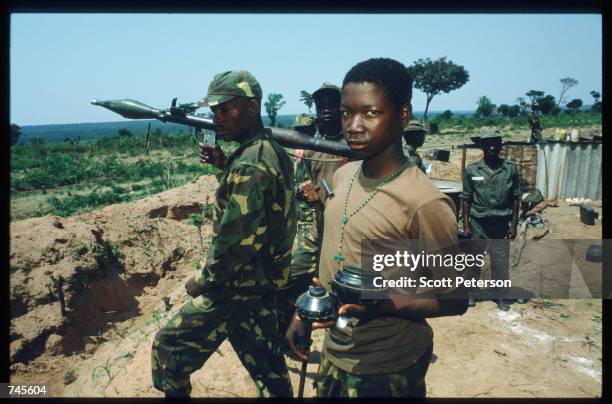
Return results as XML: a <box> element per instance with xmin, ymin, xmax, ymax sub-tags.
<box><xmin>91</xmin><ymin>98</ymin><xmax>355</xmax><ymax>158</ymax></box>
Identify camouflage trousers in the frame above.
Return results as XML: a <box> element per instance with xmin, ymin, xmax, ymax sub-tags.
<box><xmin>316</xmin><ymin>347</ymin><xmax>433</xmax><ymax>397</ymax></box>
<box><xmin>290</xmin><ymin>220</ymin><xmax>319</xmax><ymax>280</ymax></box>
<box><xmin>151</xmin><ymin>291</ymin><xmax>292</xmax><ymax>397</ymax></box>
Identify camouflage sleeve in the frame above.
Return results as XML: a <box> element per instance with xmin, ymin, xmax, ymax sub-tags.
<box><xmin>195</xmin><ymin>162</ymin><xmax>273</xmax><ymax>288</ymax></box>
<box><xmin>295</xmin><ymin>158</ymin><xmax>310</xmax><ymax>185</ymax></box>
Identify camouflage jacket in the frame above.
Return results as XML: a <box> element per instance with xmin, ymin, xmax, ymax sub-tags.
<box><xmin>293</xmin><ymin>157</ymin><xmax>317</xmax><ymax>224</ymax></box>
<box><xmin>195</xmin><ymin>129</ymin><xmax>297</xmax><ymax>295</ymax></box>
<box><xmin>527</xmin><ymin>111</ymin><xmax>541</xmax><ymax>130</ymax></box>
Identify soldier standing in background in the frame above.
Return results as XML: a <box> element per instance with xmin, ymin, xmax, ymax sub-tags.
<box><xmin>151</xmin><ymin>70</ymin><xmax>296</xmax><ymax>397</ymax></box>
<box><xmin>402</xmin><ymin>120</ymin><xmax>427</xmax><ymax>173</ymax></box>
<box><xmin>277</xmin><ymin>113</ymin><xmax>320</xmax><ymax>343</ymax></box>
<box><xmin>302</xmin><ymin>83</ymin><xmax>348</xmax><ymax>260</ymax></box>
<box><xmin>527</xmin><ymin>102</ymin><xmax>543</xmax><ymax>143</ymax></box>
<box><xmin>460</xmin><ymin>132</ymin><xmax>521</xmax><ymax>310</ymax></box>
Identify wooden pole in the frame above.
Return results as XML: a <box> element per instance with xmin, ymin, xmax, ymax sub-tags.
<box><xmin>460</xmin><ymin>145</ymin><xmax>467</xmax><ymax>182</ymax></box>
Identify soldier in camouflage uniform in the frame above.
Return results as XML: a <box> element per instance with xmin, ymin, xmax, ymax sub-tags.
<box><xmin>277</xmin><ymin>113</ymin><xmax>320</xmax><ymax>341</ymax></box>
<box><xmin>402</xmin><ymin>120</ymin><xmax>427</xmax><ymax>173</ymax></box>
<box><xmin>277</xmin><ymin>84</ymin><xmax>347</xmax><ymax>338</ymax></box>
<box><xmin>151</xmin><ymin>70</ymin><xmax>296</xmax><ymax>397</ymax></box>
<box><xmin>527</xmin><ymin>103</ymin><xmax>543</xmax><ymax>143</ymax></box>
<box><xmin>292</xmin><ymin>113</ymin><xmax>316</xmax><ymax>137</ymax></box>
<box><xmin>302</xmin><ymin>82</ymin><xmax>348</xmax><ymax>264</ymax></box>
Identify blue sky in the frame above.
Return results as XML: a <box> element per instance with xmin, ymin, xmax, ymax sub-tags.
<box><xmin>10</xmin><ymin>13</ymin><xmax>601</xmax><ymax>125</ymax></box>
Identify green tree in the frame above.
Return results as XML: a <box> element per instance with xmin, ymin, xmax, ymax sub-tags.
<box><xmin>264</xmin><ymin>93</ymin><xmax>286</xmax><ymax>127</ymax></box>
<box><xmin>299</xmin><ymin>91</ymin><xmax>314</xmax><ymax>114</ymax></box>
<box><xmin>525</xmin><ymin>91</ymin><xmax>558</xmax><ymax>115</ymax></box>
<box><xmin>516</xmin><ymin>97</ymin><xmax>530</xmax><ymax>116</ymax></box>
<box><xmin>408</xmin><ymin>57</ymin><xmax>469</xmax><ymax>121</ymax></box>
<box><xmin>440</xmin><ymin>110</ymin><xmax>453</xmax><ymax>120</ymax></box>
<box><xmin>557</xmin><ymin>77</ymin><xmax>578</xmax><ymax>108</ymax></box>
<box><xmin>525</xmin><ymin>90</ymin><xmax>545</xmax><ymax>108</ymax></box>
<box><xmin>590</xmin><ymin>90</ymin><xmax>602</xmax><ymax>112</ymax></box>
<box><xmin>11</xmin><ymin>124</ymin><xmax>22</xmax><ymax>146</ymax></box>
<box><xmin>118</xmin><ymin>128</ymin><xmax>133</xmax><ymax>138</ymax></box>
<box><xmin>497</xmin><ymin>104</ymin><xmax>510</xmax><ymax>118</ymax></box>
<box><xmin>538</xmin><ymin>95</ymin><xmax>559</xmax><ymax>115</ymax></box>
<box><xmin>474</xmin><ymin>96</ymin><xmax>496</xmax><ymax>118</ymax></box>
<box><xmin>507</xmin><ymin>105</ymin><xmax>520</xmax><ymax>118</ymax></box>
<box><xmin>566</xmin><ymin>98</ymin><xmax>583</xmax><ymax>113</ymax></box>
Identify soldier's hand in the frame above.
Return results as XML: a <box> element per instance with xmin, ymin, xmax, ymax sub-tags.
<box><xmin>506</xmin><ymin>226</ymin><xmax>517</xmax><ymax>240</ymax></box>
<box><xmin>307</xmin><ymin>278</ymin><xmax>339</xmax><ymax>329</ymax></box>
<box><xmin>199</xmin><ymin>142</ymin><xmax>226</xmax><ymax>169</ymax></box>
<box><xmin>339</xmin><ymin>303</ymin><xmax>368</xmax><ymax>317</ymax></box>
<box><xmin>300</xmin><ymin>181</ymin><xmax>319</xmax><ymax>203</ymax></box>
<box><xmin>286</xmin><ymin>313</ymin><xmax>313</xmax><ymax>362</ymax></box>
<box><xmin>185</xmin><ymin>276</ymin><xmax>203</xmax><ymax>298</ymax></box>
<box><xmin>462</xmin><ymin>228</ymin><xmax>473</xmax><ymax>239</ymax></box>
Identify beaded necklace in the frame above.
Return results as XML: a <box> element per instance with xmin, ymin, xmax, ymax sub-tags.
<box><xmin>334</xmin><ymin>160</ymin><xmax>407</xmax><ymax>263</ymax></box>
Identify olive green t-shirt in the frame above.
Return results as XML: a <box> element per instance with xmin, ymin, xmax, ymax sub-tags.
<box><xmin>319</xmin><ymin>160</ymin><xmax>458</xmax><ymax>375</ymax></box>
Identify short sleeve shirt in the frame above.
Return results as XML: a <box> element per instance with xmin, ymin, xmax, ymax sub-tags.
<box><xmin>460</xmin><ymin>159</ymin><xmax>521</xmax><ymax>218</ymax></box>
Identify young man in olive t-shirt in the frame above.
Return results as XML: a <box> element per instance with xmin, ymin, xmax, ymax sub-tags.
<box><xmin>286</xmin><ymin>58</ymin><xmax>468</xmax><ymax>398</ymax></box>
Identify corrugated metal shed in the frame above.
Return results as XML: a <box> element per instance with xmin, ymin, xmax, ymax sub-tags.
<box><xmin>536</xmin><ymin>142</ymin><xmax>602</xmax><ymax>200</ymax></box>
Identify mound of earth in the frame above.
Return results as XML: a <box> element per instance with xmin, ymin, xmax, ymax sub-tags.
<box><xmin>10</xmin><ymin>175</ymin><xmax>218</xmax><ymax>365</ymax></box>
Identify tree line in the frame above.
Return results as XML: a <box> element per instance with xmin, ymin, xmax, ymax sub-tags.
<box><xmin>11</xmin><ymin>57</ymin><xmax>601</xmax><ymax>143</ymax></box>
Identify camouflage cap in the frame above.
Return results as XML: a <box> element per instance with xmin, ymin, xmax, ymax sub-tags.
<box><xmin>197</xmin><ymin>70</ymin><xmax>262</xmax><ymax>108</ymax></box>
<box><xmin>312</xmin><ymin>82</ymin><xmax>341</xmax><ymax>100</ymax></box>
<box><xmin>403</xmin><ymin>120</ymin><xmax>426</xmax><ymax>135</ymax></box>
<box><xmin>292</xmin><ymin>113</ymin><xmax>315</xmax><ymax>129</ymax></box>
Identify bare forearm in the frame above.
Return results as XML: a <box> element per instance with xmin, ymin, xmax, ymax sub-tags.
<box><xmin>511</xmin><ymin>198</ymin><xmax>520</xmax><ymax>228</ymax></box>
<box><xmin>461</xmin><ymin>200</ymin><xmax>471</xmax><ymax>230</ymax></box>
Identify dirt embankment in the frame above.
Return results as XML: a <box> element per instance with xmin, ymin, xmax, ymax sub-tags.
<box><xmin>10</xmin><ymin>176</ymin><xmax>217</xmax><ymax>373</ymax></box>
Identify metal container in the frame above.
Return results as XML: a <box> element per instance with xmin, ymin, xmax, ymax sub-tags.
<box><xmin>294</xmin><ymin>286</ymin><xmax>338</xmax><ymax>322</ymax></box>
<box><xmin>330</xmin><ymin>265</ymin><xmax>387</xmax><ymax>305</ymax></box>
<box><xmin>579</xmin><ymin>204</ymin><xmax>598</xmax><ymax>225</ymax></box>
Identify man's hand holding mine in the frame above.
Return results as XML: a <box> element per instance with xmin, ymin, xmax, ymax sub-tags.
<box><xmin>285</xmin><ymin>313</ymin><xmax>313</xmax><ymax>362</ymax></box>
